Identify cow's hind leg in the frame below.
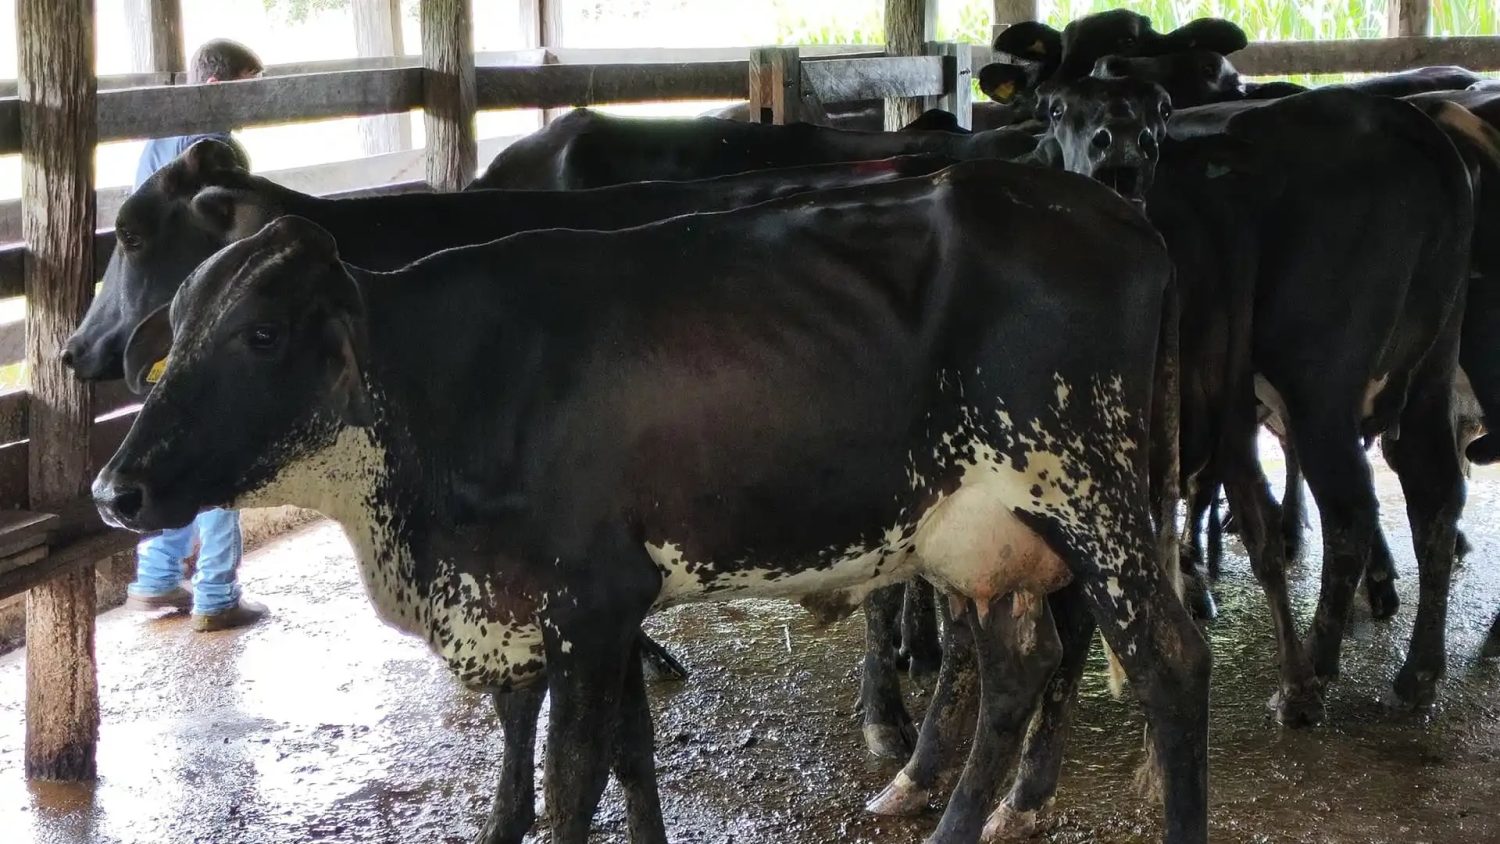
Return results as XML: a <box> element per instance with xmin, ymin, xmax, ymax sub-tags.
<box><xmin>926</xmin><ymin>595</ymin><xmax>1061</xmax><ymax>844</ymax></box>
<box><xmin>1087</xmin><ymin>554</ymin><xmax>1210</xmax><ymax>844</ymax></box>
<box><xmin>984</xmin><ymin>583</ymin><xmax>1095</xmax><ymax>840</ymax></box>
<box><xmin>860</xmin><ymin>583</ymin><xmax>916</xmax><ymax>758</ymax></box>
<box><xmin>613</xmin><ymin>640</ymin><xmax>668</xmax><ymax>844</ymax></box>
<box><xmin>867</xmin><ymin>596</ymin><xmax>977</xmax><ymax>816</ymax></box>
<box><xmin>1383</xmin><ymin>366</ymin><xmax>1464</xmax><ymax>710</ymax></box>
<box><xmin>476</xmin><ymin>685</ymin><xmax>545</xmax><ymax>844</ymax></box>
<box><xmin>1281</xmin><ymin>440</ymin><xmax>1307</xmax><ymax>562</ymax></box>
<box><xmin>903</xmin><ymin>578</ymin><xmax>944</xmax><ymax>679</ymax></box>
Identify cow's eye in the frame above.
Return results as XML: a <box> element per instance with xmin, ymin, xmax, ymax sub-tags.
<box><xmin>117</xmin><ymin>228</ymin><xmax>143</xmax><ymax>250</ymax></box>
<box><xmin>1119</xmin><ymin>35</ymin><xmax>1137</xmax><ymax>48</ymax></box>
<box><xmin>1160</xmin><ymin>101</ymin><xmax>1172</xmax><ymax>121</ymax></box>
<box><xmin>246</xmin><ymin>324</ymin><xmax>280</xmax><ymax>351</ymax></box>
<box><xmin>1049</xmin><ymin>101</ymin><xmax>1066</xmax><ymax>121</ymax></box>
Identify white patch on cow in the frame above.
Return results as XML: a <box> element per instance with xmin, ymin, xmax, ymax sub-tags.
<box><xmin>650</xmin><ymin>373</ymin><xmax>1144</xmax><ymax>619</ymax></box>
<box><xmin>1254</xmin><ymin>374</ymin><xmax>1290</xmax><ymax>441</ymax></box>
<box><xmin>235</xmin><ymin>425</ymin><xmax>545</xmax><ymax>690</ymax></box>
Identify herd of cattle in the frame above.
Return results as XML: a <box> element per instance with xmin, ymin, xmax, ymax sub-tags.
<box><xmin>53</xmin><ymin>8</ymin><xmax>1500</xmax><ymax>844</ymax></box>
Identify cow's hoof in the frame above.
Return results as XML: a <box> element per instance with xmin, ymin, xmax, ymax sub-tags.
<box><xmin>1390</xmin><ymin>666</ymin><xmax>1442</xmax><ymax>713</ymax></box>
<box><xmin>1184</xmin><ymin>581</ymin><xmax>1218</xmax><ymax>622</ymax></box>
<box><xmin>863</xmin><ymin>721</ymin><xmax>915</xmax><ymax>760</ymax></box>
<box><xmin>1456</xmin><ymin>530</ymin><xmax>1473</xmax><ymax>560</ymax></box>
<box><xmin>1268</xmin><ymin>683</ymin><xmax>1325</xmax><ymax>728</ymax></box>
<box><xmin>981</xmin><ymin>802</ymin><xmax>1041</xmax><ymax>842</ymax></box>
<box><xmin>1366</xmin><ymin>578</ymin><xmax>1400</xmax><ymax>621</ymax></box>
<box><xmin>865</xmin><ymin>771</ymin><xmax>930</xmax><ymax>816</ymax></box>
<box><xmin>639</xmin><ymin>637</ymin><xmax>689</xmax><ymax>682</ymax></box>
<box><xmin>1483</xmin><ymin>619</ymin><xmax>1500</xmax><ymax>659</ymax></box>
<box><xmin>475</xmin><ymin>808</ymin><xmax>535</xmax><ymax>844</ymax></box>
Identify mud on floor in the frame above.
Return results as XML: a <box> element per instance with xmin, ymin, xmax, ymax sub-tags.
<box><xmin>2</xmin><ymin>454</ymin><xmax>1500</xmax><ymax>843</ymax></box>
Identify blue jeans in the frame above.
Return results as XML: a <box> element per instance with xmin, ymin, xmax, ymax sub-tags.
<box><xmin>128</xmin><ymin>508</ymin><xmax>242</xmax><ymax>615</ymax></box>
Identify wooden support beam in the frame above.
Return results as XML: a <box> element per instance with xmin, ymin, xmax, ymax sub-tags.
<box><xmin>421</xmin><ymin>0</ymin><xmax>477</xmax><ymax>191</ymax></box>
<box><xmin>748</xmin><ymin>47</ymin><xmax>802</xmax><ymax>125</ymax></box>
<box><xmin>884</xmin><ymin>0</ymin><xmax>937</xmax><ymax>131</ymax></box>
<box><xmin>992</xmin><ymin>0</ymin><xmax>1039</xmax><ymax>29</ymax></box>
<box><xmin>125</xmin><ymin>0</ymin><xmax>185</xmax><ymax>75</ymax></box>
<box><xmin>1388</xmin><ymin>0</ymin><xmax>1431</xmax><ymax>38</ymax></box>
<box><xmin>931</xmin><ymin>42</ymin><xmax>972</xmax><ymax>129</ymax></box>
<box><xmin>353</xmin><ymin>0</ymin><xmax>412</xmax><ymax>156</ymax></box>
<box><xmin>1233</xmin><ymin>36</ymin><xmax>1500</xmax><ymax>76</ymax></box>
<box><xmin>19</xmin><ymin>0</ymin><xmax>99</xmax><ymax>782</ymax></box>
<box><xmin>520</xmin><ymin>0</ymin><xmax>569</xmax><ymax>124</ymax></box>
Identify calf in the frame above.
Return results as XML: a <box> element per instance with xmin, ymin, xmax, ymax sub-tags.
<box><xmin>470</xmin><ymin>107</ymin><xmax>1036</xmax><ymax>190</ymax></box>
<box><xmin>95</xmin><ymin>160</ymin><xmax>1207</xmax><ymax>844</ymax></box>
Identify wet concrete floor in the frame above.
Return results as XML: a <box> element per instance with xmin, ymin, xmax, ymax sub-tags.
<box><xmin>3</xmin><ymin>445</ymin><xmax>1500</xmax><ymax>843</ymax></box>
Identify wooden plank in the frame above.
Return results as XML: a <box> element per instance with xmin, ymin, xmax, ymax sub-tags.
<box><xmin>19</xmin><ymin>0</ymin><xmax>99</xmax><ymax>783</ymax></box>
<box><xmin>803</xmin><ymin>55</ymin><xmax>944</xmax><ymax>104</ymax></box>
<box><xmin>521</xmin><ymin>0</ymin><xmax>570</xmax><ymax>124</ymax></box>
<box><xmin>1389</xmin><ymin>0</ymin><xmax>1432</xmax><ymax>38</ymax></box>
<box><xmin>0</xmin><ymin>544</ymin><xmax>47</xmax><ymax>579</ymax></box>
<box><xmin>422</xmin><ymin>0</ymin><xmax>477</xmax><ymax>191</ymax></box>
<box><xmin>353</xmin><ymin>0</ymin><xmax>412</xmax><ymax>156</ymax></box>
<box><xmin>125</xmin><ymin>0</ymin><xmax>184</xmax><ymax>76</ymax></box>
<box><xmin>0</xmin><ymin>530</ymin><xmax>137</xmax><ymax>605</ymax></box>
<box><xmin>932</xmin><ymin>42</ymin><xmax>973</xmax><ymax>129</ymax></box>
<box><xmin>543</xmin><ymin>45</ymin><xmax>878</xmax><ymax>64</ymax></box>
<box><xmin>96</xmin><ymin>67</ymin><xmax>423</xmax><ymax>144</ymax></box>
<box><xmin>884</xmin><ymin>0</ymin><xmax>937</xmax><ymax>131</ymax></box>
<box><xmin>1234</xmin><ymin>37</ymin><xmax>1500</xmax><ymax>76</ymax></box>
<box><xmin>748</xmin><ymin>48</ymin><xmax>802</xmax><ymax>125</ymax></box>
<box><xmin>474</xmin><ymin>61</ymin><xmax>748</xmax><ymax>109</ymax></box>
<box><xmin>0</xmin><ymin>510</ymin><xmax>57</xmax><ymax>560</ymax></box>
<box><xmin>0</xmin><ymin>406</ymin><xmax>137</xmax><ymax>511</ymax></box>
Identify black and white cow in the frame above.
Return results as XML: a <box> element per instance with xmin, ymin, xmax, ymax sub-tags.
<box><xmin>94</xmin><ymin>160</ymin><xmax>1208</xmax><ymax>844</ymax></box>
<box><xmin>61</xmin><ymin>138</ymin><xmax>959</xmax><ymax>842</ymax></box>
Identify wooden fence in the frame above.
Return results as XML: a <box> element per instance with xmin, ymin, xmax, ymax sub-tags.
<box><xmin>1</xmin><ymin>0</ymin><xmax>1497</xmax><ymax>784</ymax></box>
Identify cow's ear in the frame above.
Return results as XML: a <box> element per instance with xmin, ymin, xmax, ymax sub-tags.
<box><xmin>901</xmin><ymin>109</ymin><xmax>968</xmax><ymax>134</ymax></box>
<box><xmin>993</xmin><ymin>21</ymin><xmax>1061</xmax><ymax>65</ymax></box>
<box><xmin>181</xmin><ymin>139</ymin><xmax>245</xmax><ymax>180</ymax></box>
<box><xmin>123</xmin><ymin>305</ymin><xmax>173</xmax><ymax>396</ymax></box>
<box><xmin>190</xmin><ymin>186</ymin><xmax>269</xmax><ymax>240</ymax></box>
<box><xmin>1164</xmin><ymin>18</ymin><xmax>1248</xmax><ymax>55</ymax></box>
<box><xmin>323</xmin><ymin>312</ymin><xmax>373</xmax><ymax>427</ymax></box>
<box><xmin>978</xmin><ymin>62</ymin><xmax>1032</xmax><ymax>103</ymax></box>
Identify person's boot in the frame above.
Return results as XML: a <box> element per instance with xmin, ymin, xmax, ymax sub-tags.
<box><xmin>192</xmin><ymin>597</ymin><xmax>268</xmax><ymax>632</ymax></box>
<box><xmin>124</xmin><ymin>585</ymin><xmax>193</xmax><ymax>613</ymax></box>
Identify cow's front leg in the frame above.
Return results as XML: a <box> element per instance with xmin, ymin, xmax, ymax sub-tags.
<box><xmin>476</xmin><ymin>684</ymin><xmax>546</xmax><ymax>844</ymax></box>
<box><xmin>612</xmin><ymin>639</ymin><xmax>668</xmax><ymax>844</ymax></box>
<box><xmin>540</xmin><ymin>595</ymin><xmax>652</xmax><ymax>843</ymax></box>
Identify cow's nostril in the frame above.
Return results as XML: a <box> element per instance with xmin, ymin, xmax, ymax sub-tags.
<box><xmin>1092</xmin><ymin>128</ymin><xmax>1113</xmax><ymax>150</ymax></box>
<box><xmin>110</xmin><ymin>484</ymin><xmax>145</xmax><ymax>521</ymax></box>
<box><xmin>1139</xmin><ymin>130</ymin><xmax>1159</xmax><ymax>157</ymax></box>
<box><xmin>59</xmin><ymin>344</ymin><xmax>77</xmax><ymax>369</ymax></box>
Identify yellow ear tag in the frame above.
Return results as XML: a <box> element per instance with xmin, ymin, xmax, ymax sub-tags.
<box><xmin>146</xmin><ymin>357</ymin><xmax>167</xmax><ymax>385</ymax></box>
<box><xmin>992</xmin><ymin>81</ymin><xmax>1016</xmax><ymax>102</ymax></box>
<box><xmin>1029</xmin><ymin>39</ymin><xmax>1047</xmax><ymax>56</ymax></box>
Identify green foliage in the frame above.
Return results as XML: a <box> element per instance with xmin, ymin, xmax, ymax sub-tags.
<box><xmin>262</xmin><ymin>0</ymin><xmax>349</xmax><ymax>25</ymax></box>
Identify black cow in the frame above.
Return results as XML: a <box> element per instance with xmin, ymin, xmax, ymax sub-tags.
<box><xmin>470</xmin><ymin>107</ymin><xmax>1037</xmax><ymax>190</ymax></box>
<box><xmin>63</xmin><ymin>141</ymin><xmax>951</xmax><ymax>380</ymax></box>
<box><xmin>95</xmin><ymin>160</ymin><xmax>1207</xmax><ymax>843</ymax></box>
<box><xmin>926</xmin><ymin>87</ymin><xmax>1476</xmax><ymax>839</ymax></box>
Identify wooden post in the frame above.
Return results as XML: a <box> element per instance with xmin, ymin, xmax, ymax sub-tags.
<box><xmin>421</xmin><ymin>0</ymin><xmax>477</xmax><ymax>191</ymax></box>
<box><xmin>124</xmin><ymin>0</ymin><xmax>184</xmax><ymax>76</ymax></box>
<box><xmin>992</xmin><ymin>0</ymin><xmax>1039</xmax><ymax>28</ymax></box>
<box><xmin>354</xmin><ymin>0</ymin><xmax>413</xmax><ymax>156</ymax></box>
<box><xmin>20</xmin><ymin>0</ymin><xmax>100</xmax><ymax>781</ymax></box>
<box><xmin>931</xmin><ymin>42</ymin><xmax>972</xmax><ymax>129</ymax></box>
<box><xmin>884</xmin><ymin>0</ymin><xmax>936</xmax><ymax>131</ymax></box>
<box><xmin>748</xmin><ymin>47</ymin><xmax>802</xmax><ymax>125</ymax></box>
<box><xmin>1388</xmin><ymin>0</ymin><xmax>1431</xmax><ymax>37</ymax></box>
<box><xmin>520</xmin><ymin>0</ymin><xmax>569</xmax><ymax>125</ymax></box>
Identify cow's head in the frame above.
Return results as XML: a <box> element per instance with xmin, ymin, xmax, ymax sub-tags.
<box><xmin>61</xmin><ymin>139</ymin><xmax>282</xmax><ymax>381</ymax></box>
<box><xmin>1036</xmin><ymin>76</ymin><xmax>1171</xmax><ymax>206</ymax></box>
<box><xmin>1092</xmin><ymin>49</ymin><xmax>1244</xmax><ymax>109</ymax></box>
<box><xmin>980</xmin><ymin>11</ymin><xmax>1245</xmax><ymax>110</ymax></box>
<box><xmin>93</xmin><ymin>216</ymin><xmax>371</xmax><ymax>533</ymax></box>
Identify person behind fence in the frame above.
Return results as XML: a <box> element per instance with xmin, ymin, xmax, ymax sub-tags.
<box><xmin>124</xmin><ymin>38</ymin><xmax>268</xmax><ymax>632</ymax></box>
